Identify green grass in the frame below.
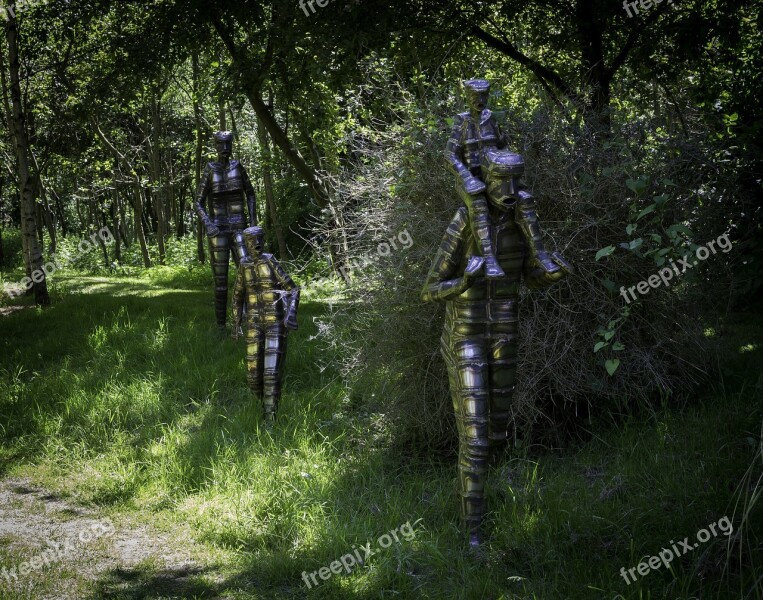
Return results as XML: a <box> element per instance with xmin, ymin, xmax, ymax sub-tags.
<box><xmin>0</xmin><ymin>267</ymin><xmax>761</xmax><ymax>599</ymax></box>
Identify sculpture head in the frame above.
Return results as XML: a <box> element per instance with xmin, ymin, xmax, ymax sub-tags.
<box><xmin>214</xmin><ymin>131</ymin><xmax>234</xmax><ymax>159</ymax></box>
<box><xmin>242</xmin><ymin>226</ymin><xmax>265</xmax><ymax>258</ymax></box>
<box><xmin>462</xmin><ymin>79</ymin><xmax>491</xmax><ymax>115</ymax></box>
<box><xmin>480</xmin><ymin>148</ymin><xmax>525</xmax><ymax>210</ymax></box>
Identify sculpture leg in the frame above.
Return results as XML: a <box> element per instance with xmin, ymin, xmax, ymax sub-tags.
<box><xmin>262</xmin><ymin>325</ymin><xmax>288</xmax><ymax>421</ymax></box>
<box><xmin>488</xmin><ymin>322</ymin><xmax>519</xmax><ymax>455</ymax></box>
<box><xmin>443</xmin><ymin>328</ymin><xmax>490</xmax><ymax>542</ymax></box>
<box><xmin>208</xmin><ymin>232</ymin><xmax>231</xmax><ymax>328</ymax></box>
<box><xmin>246</xmin><ymin>323</ymin><xmax>265</xmax><ymax>399</ymax></box>
<box><xmin>464</xmin><ymin>195</ymin><xmax>505</xmax><ymax>280</ymax></box>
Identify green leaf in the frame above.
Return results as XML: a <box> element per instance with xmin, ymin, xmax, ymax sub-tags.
<box><xmin>595</xmin><ymin>246</ymin><xmax>616</xmax><ymax>261</ymax></box>
<box><xmin>605</xmin><ymin>359</ymin><xmax>621</xmax><ymax>376</ymax></box>
<box><xmin>604</xmin><ymin>330</ymin><xmax>615</xmax><ymax>341</ymax></box>
<box><xmin>636</xmin><ymin>204</ymin><xmax>656</xmax><ymax>221</ymax></box>
<box><xmin>612</xmin><ymin>342</ymin><xmax>625</xmax><ymax>351</ymax></box>
<box><xmin>626</xmin><ymin>223</ymin><xmax>637</xmax><ymax>235</ymax></box>
<box><xmin>626</xmin><ymin>178</ymin><xmax>647</xmax><ymax>195</ymax></box>
<box><xmin>594</xmin><ymin>341</ymin><xmax>607</xmax><ymax>353</ymax></box>
<box><xmin>667</xmin><ymin>223</ymin><xmax>693</xmax><ymax>238</ymax></box>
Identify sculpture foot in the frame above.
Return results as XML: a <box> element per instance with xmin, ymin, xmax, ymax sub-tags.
<box><xmin>484</xmin><ymin>256</ymin><xmax>505</xmax><ymax>280</ymax></box>
<box><xmin>467</xmin><ymin>529</ymin><xmax>489</xmax><ymax>560</ymax></box>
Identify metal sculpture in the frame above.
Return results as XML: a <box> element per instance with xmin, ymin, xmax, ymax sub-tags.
<box><xmin>194</xmin><ymin>131</ymin><xmax>257</xmax><ymax>329</ymax></box>
<box><xmin>232</xmin><ymin>226</ymin><xmax>300</xmax><ymax>422</ymax></box>
<box><xmin>444</xmin><ymin>79</ymin><xmax>510</xmax><ymax>280</ymax></box>
<box><xmin>422</xmin><ymin>146</ymin><xmax>572</xmax><ymax>545</ymax></box>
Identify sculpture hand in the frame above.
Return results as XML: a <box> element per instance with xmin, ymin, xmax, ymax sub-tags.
<box><xmin>283</xmin><ymin>291</ymin><xmax>299</xmax><ymax>330</ymax></box>
<box><xmin>524</xmin><ymin>251</ymin><xmax>572</xmax><ymax>289</ymax></box>
<box><xmin>206</xmin><ymin>223</ymin><xmax>221</xmax><ymax>237</ymax></box>
<box><xmin>464</xmin><ymin>255</ymin><xmax>485</xmax><ymax>280</ymax></box>
<box><xmin>462</xmin><ymin>175</ymin><xmax>486</xmax><ymax>196</ymax></box>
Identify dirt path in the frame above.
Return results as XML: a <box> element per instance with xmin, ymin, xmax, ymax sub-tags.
<box><xmin>0</xmin><ymin>478</ymin><xmax>226</xmax><ymax>599</ymax></box>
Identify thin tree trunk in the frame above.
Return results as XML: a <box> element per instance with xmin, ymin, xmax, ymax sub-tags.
<box><xmin>150</xmin><ymin>91</ymin><xmax>166</xmax><ymax>264</ymax></box>
<box><xmin>192</xmin><ymin>51</ymin><xmax>205</xmax><ymax>263</ymax></box>
<box><xmin>5</xmin><ymin>12</ymin><xmax>49</xmax><ymax>304</ymax></box>
<box><xmin>257</xmin><ymin>115</ymin><xmax>287</xmax><ymax>258</ymax></box>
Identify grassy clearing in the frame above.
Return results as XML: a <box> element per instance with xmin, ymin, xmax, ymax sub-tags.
<box><xmin>0</xmin><ymin>269</ymin><xmax>760</xmax><ymax>599</ymax></box>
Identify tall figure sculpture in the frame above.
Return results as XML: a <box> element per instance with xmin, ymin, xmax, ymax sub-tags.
<box><xmin>232</xmin><ymin>226</ymin><xmax>300</xmax><ymax>422</ymax></box>
<box><xmin>422</xmin><ymin>148</ymin><xmax>572</xmax><ymax>546</ymax></box>
<box><xmin>194</xmin><ymin>131</ymin><xmax>257</xmax><ymax>329</ymax></box>
<box><xmin>444</xmin><ymin>79</ymin><xmax>510</xmax><ymax>280</ymax></box>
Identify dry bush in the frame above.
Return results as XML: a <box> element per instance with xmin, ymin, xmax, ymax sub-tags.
<box><xmin>317</xmin><ymin>88</ymin><xmax>732</xmax><ymax>452</ymax></box>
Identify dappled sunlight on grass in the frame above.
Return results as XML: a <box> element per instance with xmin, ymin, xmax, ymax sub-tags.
<box><xmin>0</xmin><ymin>271</ymin><xmax>760</xmax><ymax>598</ymax></box>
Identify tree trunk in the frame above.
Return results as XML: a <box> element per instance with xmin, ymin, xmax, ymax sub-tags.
<box><xmin>192</xmin><ymin>51</ymin><xmax>205</xmax><ymax>263</ymax></box>
<box><xmin>5</xmin><ymin>12</ymin><xmax>49</xmax><ymax>304</ymax></box>
<box><xmin>256</xmin><ymin>115</ymin><xmax>287</xmax><ymax>258</ymax></box>
<box><xmin>210</xmin><ymin>16</ymin><xmax>330</xmax><ymax>208</ymax></box>
<box><xmin>150</xmin><ymin>91</ymin><xmax>166</xmax><ymax>264</ymax></box>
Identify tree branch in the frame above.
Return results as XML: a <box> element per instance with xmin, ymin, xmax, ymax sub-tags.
<box><xmin>469</xmin><ymin>23</ymin><xmax>579</xmax><ymax>103</ymax></box>
<box><xmin>605</xmin><ymin>1</ymin><xmax>674</xmax><ymax>83</ymax></box>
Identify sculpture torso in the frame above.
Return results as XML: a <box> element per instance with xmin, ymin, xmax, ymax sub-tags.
<box><xmin>442</xmin><ymin>206</ymin><xmax>525</xmax><ymax>331</ymax></box>
<box><xmin>238</xmin><ymin>254</ymin><xmax>289</xmax><ymax>328</ymax></box>
<box><xmin>205</xmin><ymin>160</ymin><xmax>249</xmax><ymax>227</ymax></box>
<box><xmin>449</xmin><ymin>109</ymin><xmax>506</xmax><ymax>176</ymax></box>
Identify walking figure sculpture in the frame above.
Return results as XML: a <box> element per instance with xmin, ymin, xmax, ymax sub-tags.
<box><xmin>232</xmin><ymin>226</ymin><xmax>300</xmax><ymax>422</ymax></box>
<box><xmin>194</xmin><ymin>131</ymin><xmax>257</xmax><ymax>329</ymax></box>
<box><xmin>444</xmin><ymin>79</ymin><xmax>511</xmax><ymax>280</ymax></box>
<box><xmin>422</xmin><ymin>147</ymin><xmax>572</xmax><ymax>546</ymax></box>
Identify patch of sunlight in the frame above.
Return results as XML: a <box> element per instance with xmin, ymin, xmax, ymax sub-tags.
<box><xmin>739</xmin><ymin>343</ymin><xmax>757</xmax><ymax>354</ymax></box>
<box><xmin>59</xmin><ymin>276</ymin><xmax>197</xmax><ymax>297</ymax></box>
<box><xmin>704</xmin><ymin>327</ymin><xmax>716</xmax><ymax>337</ymax></box>
<box><xmin>88</xmin><ymin>324</ymin><xmax>108</xmax><ymax>351</ymax></box>
<box><xmin>146</xmin><ymin>317</ymin><xmax>172</xmax><ymax>350</ymax></box>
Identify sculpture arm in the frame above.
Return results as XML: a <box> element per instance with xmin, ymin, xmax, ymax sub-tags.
<box><xmin>193</xmin><ymin>164</ymin><xmax>218</xmax><ymax>235</ymax></box>
<box><xmin>240</xmin><ymin>164</ymin><xmax>258</xmax><ymax>226</ymax></box>
<box><xmin>444</xmin><ymin>115</ymin><xmax>485</xmax><ymax>196</ymax></box>
<box><xmin>269</xmin><ymin>256</ymin><xmax>300</xmax><ymax>330</ymax></box>
<box><xmin>421</xmin><ymin>207</ymin><xmax>476</xmax><ymax>302</ymax></box>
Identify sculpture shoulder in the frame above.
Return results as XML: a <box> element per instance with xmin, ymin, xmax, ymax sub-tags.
<box><xmin>262</xmin><ymin>253</ymin><xmax>279</xmax><ymax>269</ymax></box>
